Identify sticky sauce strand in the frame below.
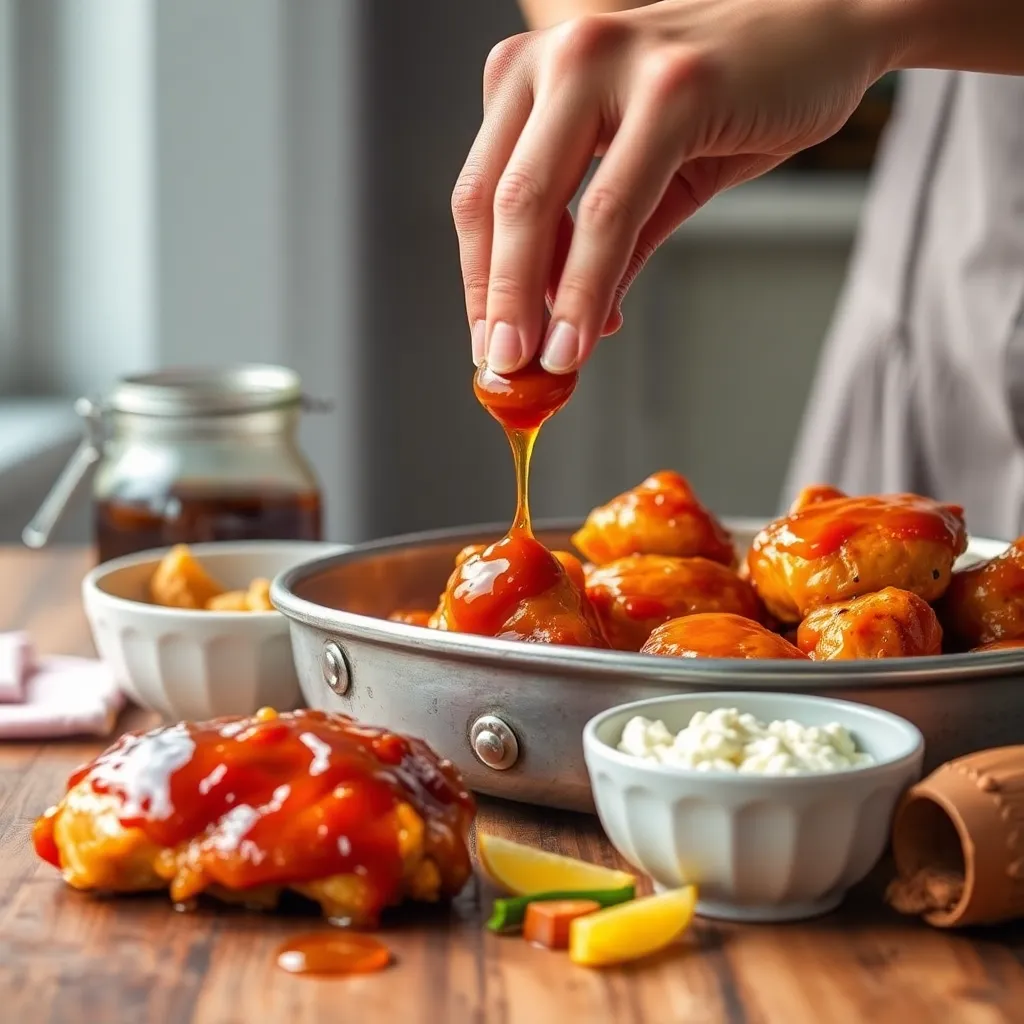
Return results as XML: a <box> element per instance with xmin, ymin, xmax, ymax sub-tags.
<box><xmin>473</xmin><ymin>358</ymin><xmax>578</xmax><ymax>539</ymax></box>
<box><xmin>436</xmin><ymin>358</ymin><xmax>606</xmax><ymax>646</ymax></box>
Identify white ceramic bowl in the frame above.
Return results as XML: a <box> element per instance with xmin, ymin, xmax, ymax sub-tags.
<box><xmin>83</xmin><ymin>541</ymin><xmax>342</xmax><ymax>720</ymax></box>
<box><xmin>583</xmin><ymin>691</ymin><xmax>924</xmax><ymax>922</ymax></box>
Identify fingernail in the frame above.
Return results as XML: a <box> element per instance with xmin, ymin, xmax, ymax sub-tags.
<box><xmin>471</xmin><ymin>320</ymin><xmax>485</xmax><ymax>366</ymax></box>
<box><xmin>487</xmin><ymin>321</ymin><xmax>523</xmax><ymax>374</ymax></box>
<box><xmin>540</xmin><ymin>320</ymin><xmax>579</xmax><ymax>373</ymax></box>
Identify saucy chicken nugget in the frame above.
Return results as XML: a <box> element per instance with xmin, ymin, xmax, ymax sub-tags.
<box><xmin>937</xmin><ymin>537</ymin><xmax>1024</xmax><ymax>649</ymax></box>
<box><xmin>150</xmin><ymin>544</ymin><xmax>225</xmax><ymax>609</ymax></box>
<box><xmin>32</xmin><ymin>708</ymin><xmax>475</xmax><ymax>928</ymax></box>
<box><xmin>245</xmin><ymin>578</ymin><xmax>273</xmax><ymax>611</ymax></box>
<box><xmin>553</xmin><ymin>550</ymin><xmax>587</xmax><ymax>593</ymax></box>
<box><xmin>435</xmin><ymin>533</ymin><xmax>609</xmax><ymax>647</ymax></box>
<box><xmin>972</xmin><ymin>637</ymin><xmax>1024</xmax><ymax>653</ymax></box>
<box><xmin>206</xmin><ymin>590</ymin><xmax>250</xmax><ymax>612</ymax></box>
<box><xmin>641</xmin><ymin>612</ymin><xmax>809</xmax><ymax>660</ymax></box>
<box><xmin>572</xmin><ymin>470</ymin><xmax>736</xmax><ymax>567</ymax></box>
<box><xmin>388</xmin><ymin>610</ymin><xmax>434</xmax><ymax>627</ymax></box>
<box><xmin>585</xmin><ymin>555</ymin><xmax>766</xmax><ymax>652</ymax></box>
<box><xmin>797</xmin><ymin>587</ymin><xmax>943</xmax><ymax>660</ymax></box>
<box><xmin>789</xmin><ymin>484</ymin><xmax>847</xmax><ymax>514</ymax></box>
<box><xmin>747</xmin><ymin>494</ymin><xmax>967</xmax><ymax>623</ymax></box>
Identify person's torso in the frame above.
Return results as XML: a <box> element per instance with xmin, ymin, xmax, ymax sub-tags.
<box><xmin>785</xmin><ymin>70</ymin><xmax>1024</xmax><ymax>539</ymax></box>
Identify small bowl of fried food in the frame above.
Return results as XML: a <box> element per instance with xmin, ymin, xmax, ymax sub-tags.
<box><xmin>82</xmin><ymin>541</ymin><xmax>341</xmax><ymax>720</ymax></box>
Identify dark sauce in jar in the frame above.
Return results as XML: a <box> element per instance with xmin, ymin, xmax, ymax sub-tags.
<box><xmin>95</xmin><ymin>486</ymin><xmax>322</xmax><ymax>562</ymax></box>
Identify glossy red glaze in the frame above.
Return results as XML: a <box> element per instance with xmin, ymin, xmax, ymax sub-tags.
<box><xmin>572</xmin><ymin>470</ymin><xmax>736</xmax><ymax>567</ymax></box>
<box><xmin>432</xmin><ymin>352</ymin><xmax>604</xmax><ymax>646</ymax></box>
<box><xmin>759</xmin><ymin>495</ymin><xmax>966</xmax><ymax>561</ymax></box>
<box><xmin>641</xmin><ymin>612</ymin><xmax>809</xmax><ymax>660</ymax></box>
<box><xmin>447</xmin><ymin>533</ymin><xmax>563</xmax><ymax>635</ymax></box>
<box><xmin>585</xmin><ymin>554</ymin><xmax>765</xmax><ymax>651</ymax></box>
<box><xmin>442</xmin><ymin>533</ymin><xmax>608</xmax><ymax>646</ymax></box>
<box><xmin>939</xmin><ymin>537</ymin><xmax>1024</xmax><ymax>648</ymax></box>
<box><xmin>37</xmin><ymin>709</ymin><xmax>474</xmax><ymax>924</ymax></box>
<box><xmin>473</xmin><ymin>359</ymin><xmax>578</xmax><ymax>432</ymax></box>
<box><xmin>276</xmin><ymin>932</ymin><xmax>391</xmax><ymax>976</ymax></box>
<box><xmin>32</xmin><ymin>806</ymin><xmax>61</xmax><ymax>867</ymax></box>
<box><xmin>788</xmin><ymin>484</ymin><xmax>847</xmax><ymax>515</ymax></box>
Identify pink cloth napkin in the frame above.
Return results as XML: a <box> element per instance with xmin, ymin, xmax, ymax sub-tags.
<box><xmin>0</xmin><ymin>634</ymin><xmax>124</xmax><ymax>739</ymax></box>
<box><xmin>0</xmin><ymin>632</ymin><xmax>33</xmax><ymax>703</ymax></box>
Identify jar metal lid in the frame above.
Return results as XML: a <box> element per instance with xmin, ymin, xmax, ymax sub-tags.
<box><xmin>107</xmin><ymin>364</ymin><xmax>304</xmax><ymax>417</ymax></box>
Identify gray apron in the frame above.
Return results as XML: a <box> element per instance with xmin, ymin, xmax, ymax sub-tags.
<box><xmin>783</xmin><ymin>70</ymin><xmax>1024</xmax><ymax>541</ymax></box>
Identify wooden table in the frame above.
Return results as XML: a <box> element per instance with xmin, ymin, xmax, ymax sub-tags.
<box><xmin>3</xmin><ymin>547</ymin><xmax>1024</xmax><ymax>1023</ymax></box>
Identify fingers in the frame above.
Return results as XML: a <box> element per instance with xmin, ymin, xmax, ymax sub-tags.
<box><xmin>540</xmin><ymin>97</ymin><xmax>687</xmax><ymax>373</ymax></box>
<box><xmin>603</xmin><ymin>173</ymin><xmax>703</xmax><ymax>335</ymax></box>
<box><xmin>481</xmin><ymin>80</ymin><xmax>601</xmax><ymax>373</ymax></box>
<box><xmin>545</xmin><ymin>209</ymin><xmax>575</xmax><ymax>311</ymax></box>
<box><xmin>452</xmin><ymin>37</ymin><xmax>534</xmax><ymax>365</ymax></box>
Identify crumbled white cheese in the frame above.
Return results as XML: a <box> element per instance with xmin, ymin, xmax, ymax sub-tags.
<box><xmin>617</xmin><ymin>707</ymin><xmax>875</xmax><ymax>775</ymax></box>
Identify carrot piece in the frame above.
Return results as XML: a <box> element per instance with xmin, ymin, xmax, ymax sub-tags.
<box><xmin>523</xmin><ymin>899</ymin><xmax>601</xmax><ymax>950</ymax></box>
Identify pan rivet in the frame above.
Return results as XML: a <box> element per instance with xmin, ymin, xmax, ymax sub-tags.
<box><xmin>470</xmin><ymin>715</ymin><xmax>519</xmax><ymax>770</ymax></box>
<box><xmin>321</xmin><ymin>641</ymin><xmax>350</xmax><ymax>696</ymax></box>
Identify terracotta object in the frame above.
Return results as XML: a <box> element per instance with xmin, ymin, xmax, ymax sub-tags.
<box><xmin>888</xmin><ymin>745</ymin><xmax>1024</xmax><ymax>927</ymax></box>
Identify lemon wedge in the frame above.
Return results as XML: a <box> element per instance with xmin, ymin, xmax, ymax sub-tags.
<box><xmin>569</xmin><ymin>886</ymin><xmax>698</xmax><ymax>967</ymax></box>
<box><xmin>477</xmin><ymin>833</ymin><xmax>635</xmax><ymax>896</ymax></box>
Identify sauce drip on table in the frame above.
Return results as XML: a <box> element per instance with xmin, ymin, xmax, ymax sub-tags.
<box><xmin>758</xmin><ymin>494</ymin><xmax>966</xmax><ymax>561</ymax></box>
<box><xmin>276</xmin><ymin>932</ymin><xmax>392</xmax><ymax>976</ymax></box>
<box><xmin>33</xmin><ymin>708</ymin><xmax>475</xmax><ymax>926</ymax></box>
<box><xmin>435</xmin><ymin>359</ymin><xmax>607</xmax><ymax>645</ymax></box>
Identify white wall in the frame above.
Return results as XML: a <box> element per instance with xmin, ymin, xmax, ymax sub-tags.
<box><xmin>0</xmin><ymin>0</ymin><xmax>17</xmax><ymax>387</ymax></box>
<box><xmin>16</xmin><ymin>0</ymin><xmax>154</xmax><ymax>394</ymax></box>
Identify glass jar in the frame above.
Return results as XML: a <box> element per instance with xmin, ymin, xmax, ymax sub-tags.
<box><xmin>24</xmin><ymin>365</ymin><xmax>325</xmax><ymax>562</ymax></box>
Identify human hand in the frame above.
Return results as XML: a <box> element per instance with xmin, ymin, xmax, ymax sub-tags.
<box><xmin>452</xmin><ymin>0</ymin><xmax>896</xmax><ymax>374</ymax></box>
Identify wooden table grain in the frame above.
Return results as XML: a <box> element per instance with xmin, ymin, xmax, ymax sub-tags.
<box><xmin>2</xmin><ymin>547</ymin><xmax>1024</xmax><ymax>1023</ymax></box>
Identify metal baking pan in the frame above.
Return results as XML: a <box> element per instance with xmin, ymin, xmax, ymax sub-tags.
<box><xmin>272</xmin><ymin>518</ymin><xmax>1024</xmax><ymax>812</ymax></box>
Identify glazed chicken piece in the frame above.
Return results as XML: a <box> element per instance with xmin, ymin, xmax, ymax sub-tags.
<box><xmin>584</xmin><ymin>555</ymin><xmax>766</xmax><ymax>652</ymax></box>
<box><xmin>641</xmin><ymin>612</ymin><xmax>809</xmax><ymax>660</ymax></box>
<box><xmin>796</xmin><ymin>587</ymin><xmax>943</xmax><ymax>660</ymax></box>
<box><xmin>33</xmin><ymin>708</ymin><xmax>475</xmax><ymax>927</ymax></box>
<box><xmin>972</xmin><ymin>637</ymin><xmax>1024</xmax><ymax>653</ymax></box>
<box><xmin>747</xmin><ymin>493</ymin><xmax>967</xmax><ymax>623</ymax></box>
<box><xmin>937</xmin><ymin>537</ymin><xmax>1024</xmax><ymax>649</ymax></box>
<box><xmin>390</xmin><ymin>545</ymin><xmax>588</xmax><ymax>632</ymax></box>
<box><xmin>150</xmin><ymin>544</ymin><xmax>225</xmax><ymax>609</ymax></box>
<box><xmin>572</xmin><ymin>470</ymin><xmax>736</xmax><ymax>567</ymax></box>
<box><xmin>388</xmin><ymin>609</ymin><xmax>434</xmax><ymax>627</ymax></box>
<box><xmin>789</xmin><ymin>484</ymin><xmax>847</xmax><ymax>514</ymax></box>
<box><xmin>434</xmin><ymin>532</ymin><xmax>609</xmax><ymax>646</ymax></box>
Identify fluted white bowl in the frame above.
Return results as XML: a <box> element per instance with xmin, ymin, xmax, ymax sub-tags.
<box><xmin>83</xmin><ymin>541</ymin><xmax>342</xmax><ymax>720</ymax></box>
<box><xmin>583</xmin><ymin>691</ymin><xmax>924</xmax><ymax>922</ymax></box>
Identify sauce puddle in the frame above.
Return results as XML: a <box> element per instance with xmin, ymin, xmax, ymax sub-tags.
<box><xmin>276</xmin><ymin>932</ymin><xmax>392</xmax><ymax>977</ymax></box>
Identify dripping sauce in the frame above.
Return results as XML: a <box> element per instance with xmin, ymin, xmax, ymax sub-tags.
<box><xmin>439</xmin><ymin>358</ymin><xmax>606</xmax><ymax>644</ymax></box>
<box><xmin>758</xmin><ymin>495</ymin><xmax>966</xmax><ymax>561</ymax></box>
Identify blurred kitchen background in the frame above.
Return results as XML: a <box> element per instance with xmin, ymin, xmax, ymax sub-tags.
<box><xmin>0</xmin><ymin>0</ymin><xmax>896</xmax><ymax>546</ymax></box>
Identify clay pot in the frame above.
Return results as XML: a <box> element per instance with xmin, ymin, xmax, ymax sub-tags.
<box><xmin>890</xmin><ymin>745</ymin><xmax>1024</xmax><ymax>927</ymax></box>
